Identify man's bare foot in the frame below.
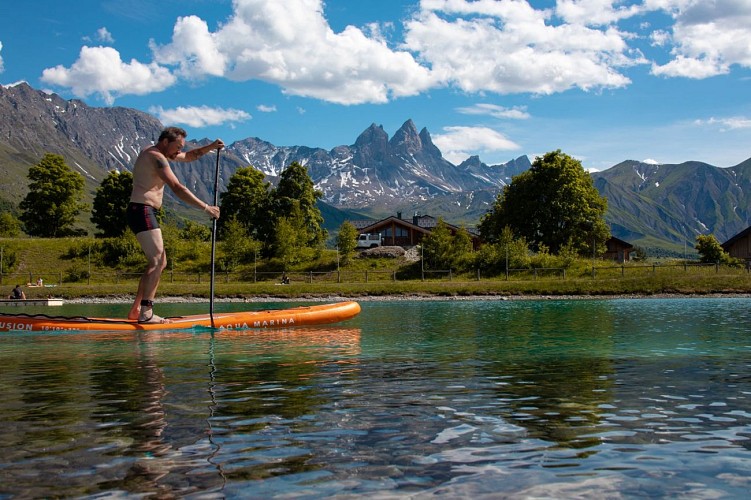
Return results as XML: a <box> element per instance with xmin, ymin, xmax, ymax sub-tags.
<box><xmin>138</xmin><ymin>311</ymin><xmax>172</xmax><ymax>324</ymax></box>
<box><xmin>128</xmin><ymin>307</ymin><xmax>140</xmax><ymax>321</ymax></box>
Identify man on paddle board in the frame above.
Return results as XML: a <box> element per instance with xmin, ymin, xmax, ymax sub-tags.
<box><xmin>127</xmin><ymin>126</ymin><xmax>223</xmax><ymax>324</ymax></box>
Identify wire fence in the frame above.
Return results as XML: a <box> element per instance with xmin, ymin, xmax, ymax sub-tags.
<box><xmin>1</xmin><ymin>261</ymin><xmax>747</xmax><ymax>288</ymax></box>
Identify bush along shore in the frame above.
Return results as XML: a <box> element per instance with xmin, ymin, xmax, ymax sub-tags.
<box><xmin>3</xmin><ymin>238</ymin><xmax>751</xmax><ymax>302</ymax></box>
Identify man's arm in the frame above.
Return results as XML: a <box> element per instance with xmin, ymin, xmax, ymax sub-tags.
<box><xmin>155</xmin><ymin>158</ymin><xmax>220</xmax><ymax>219</ymax></box>
<box><xmin>176</xmin><ymin>139</ymin><xmax>224</xmax><ymax>162</ymax></box>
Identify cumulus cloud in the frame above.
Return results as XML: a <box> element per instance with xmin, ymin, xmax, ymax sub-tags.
<box><xmin>257</xmin><ymin>104</ymin><xmax>277</xmax><ymax>112</ymax></box>
<box><xmin>555</xmin><ymin>0</ymin><xmax>643</xmax><ymax>26</ymax></box>
<box><xmin>149</xmin><ymin>0</ymin><xmax>434</xmax><ymax>104</ymax></box>
<box><xmin>404</xmin><ymin>0</ymin><xmax>636</xmax><ymax>95</ymax></box>
<box><xmin>40</xmin><ymin>46</ymin><xmax>175</xmax><ymax>104</ymax></box>
<box><xmin>149</xmin><ymin>105</ymin><xmax>251</xmax><ymax>128</ymax></box>
<box><xmin>150</xmin><ymin>15</ymin><xmax>226</xmax><ymax>78</ymax></box>
<box><xmin>432</xmin><ymin>125</ymin><xmax>521</xmax><ymax>164</ymax></box>
<box><xmin>651</xmin><ymin>0</ymin><xmax>751</xmax><ymax>77</ymax></box>
<box><xmin>37</xmin><ymin>0</ymin><xmax>751</xmax><ymax>107</ymax></box>
<box><xmin>457</xmin><ymin>103</ymin><xmax>530</xmax><ymax>120</ymax></box>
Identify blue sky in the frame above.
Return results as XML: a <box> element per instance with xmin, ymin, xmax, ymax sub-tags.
<box><xmin>1</xmin><ymin>0</ymin><xmax>750</xmax><ymax>171</ymax></box>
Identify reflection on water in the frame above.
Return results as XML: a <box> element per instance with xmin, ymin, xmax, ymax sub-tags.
<box><xmin>1</xmin><ymin>298</ymin><xmax>751</xmax><ymax>498</ymax></box>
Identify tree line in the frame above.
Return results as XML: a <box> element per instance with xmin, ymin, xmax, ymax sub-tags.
<box><xmin>0</xmin><ymin>151</ymin><xmax>739</xmax><ymax>275</ymax></box>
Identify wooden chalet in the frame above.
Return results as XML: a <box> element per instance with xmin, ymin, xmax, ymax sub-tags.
<box><xmin>603</xmin><ymin>236</ymin><xmax>635</xmax><ymax>263</ymax></box>
<box><xmin>351</xmin><ymin>213</ymin><xmax>481</xmax><ymax>249</ymax></box>
<box><xmin>721</xmin><ymin>226</ymin><xmax>751</xmax><ymax>262</ymax></box>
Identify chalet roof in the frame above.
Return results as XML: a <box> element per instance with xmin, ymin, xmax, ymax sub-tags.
<box><xmin>349</xmin><ymin>213</ymin><xmax>480</xmax><ymax>241</ymax></box>
<box><xmin>607</xmin><ymin>236</ymin><xmax>634</xmax><ymax>249</ymax></box>
<box><xmin>721</xmin><ymin>226</ymin><xmax>751</xmax><ymax>249</ymax></box>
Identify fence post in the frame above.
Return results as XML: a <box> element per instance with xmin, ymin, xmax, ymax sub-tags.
<box><xmin>653</xmin><ymin>264</ymin><xmax>656</xmax><ymax>275</ymax></box>
<box><xmin>449</xmin><ymin>269</ymin><xmax>452</xmax><ymax>281</ymax></box>
<box><xmin>477</xmin><ymin>269</ymin><xmax>481</xmax><ymax>281</ymax></box>
<box><xmin>716</xmin><ymin>262</ymin><xmax>719</xmax><ymax>273</ymax></box>
<box><xmin>59</xmin><ymin>271</ymin><xmax>62</xmax><ymax>286</ymax></box>
<box><xmin>393</xmin><ymin>271</ymin><xmax>397</xmax><ymax>281</ymax></box>
<box><xmin>621</xmin><ymin>265</ymin><xmax>625</xmax><ymax>276</ymax></box>
<box><xmin>309</xmin><ymin>271</ymin><xmax>313</xmax><ymax>283</ymax></box>
<box><xmin>365</xmin><ymin>270</ymin><xmax>369</xmax><ymax>283</ymax></box>
<box><xmin>338</xmin><ymin>271</ymin><xmax>341</xmax><ymax>283</ymax></box>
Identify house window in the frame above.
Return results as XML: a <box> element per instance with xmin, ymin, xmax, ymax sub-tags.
<box><xmin>396</xmin><ymin>227</ymin><xmax>409</xmax><ymax>237</ymax></box>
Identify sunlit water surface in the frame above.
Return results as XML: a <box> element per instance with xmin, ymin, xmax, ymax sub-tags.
<box><xmin>1</xmin><ymin>298</ymin><xmax>750</xmax><ymax>498</ymax></box>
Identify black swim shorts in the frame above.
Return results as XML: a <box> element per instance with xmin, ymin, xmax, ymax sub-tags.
<box><xmin>126</xmin><ymin>202</ymin><xmax>160</xmax><ymax>234</ymax></box>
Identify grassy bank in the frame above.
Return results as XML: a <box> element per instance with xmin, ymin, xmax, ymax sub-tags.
<box><xmin>3</xmin><ymin>237</ymin><xmax>751</xmax><ymax>300</ymax></box>
<box><xmin>11</xmin><ymin>272</ymin><xmax>751</xmax><ymax>301</ymax></box>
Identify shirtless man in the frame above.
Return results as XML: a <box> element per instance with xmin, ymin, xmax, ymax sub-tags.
<box><xmin>126</xmin><ymin>126</ymin><xmax>223</xmax><ymax>323</ymax></box>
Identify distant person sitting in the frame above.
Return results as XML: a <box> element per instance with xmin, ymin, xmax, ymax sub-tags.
<box><xmin>9</xmin><ymin>284</ymin><xmax>25</xmax><ymax>300</ymax></box>
<box><xmin>281</xmin><ymin>272</ymin><xmax>290</xmax><ymax>285</ymax></box>
<box><xmin>36</xmin><ymin>277</ymin><xmax>43</xmax><ymax>287</ymax></box>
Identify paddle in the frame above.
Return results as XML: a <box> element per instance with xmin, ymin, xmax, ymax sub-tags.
<box><xmin>209</xmin><ymin>148</ymin><xmax>221</xmax><ymax>328</ymax></box>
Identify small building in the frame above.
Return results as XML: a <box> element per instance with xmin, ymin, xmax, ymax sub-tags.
<box><xmin>350</xmin><ymin>212</ymin><xmax>481</xmax><ymax>249</ymax></box>
<box><xmin>721</xmin><ymin>226</ymin><xmax>751</xmax><ymax>262</ymax></box>
<box><xmin>604</xmin><ymin>236</ymin><xmax>635</xmax><ymax>263</ymax></box>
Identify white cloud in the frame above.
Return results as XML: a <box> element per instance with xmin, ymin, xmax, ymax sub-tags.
<box><xmin>0</xmin><ymin>41</ymin><xmax>4</xmax><ymax>73</ymax></box>
<box><xmin>149</xmin><ymin>105</ymin><xmax>251</xmax><ymax>128</ymax></box>
<box><xmin>404</xmin><ymin>0</ymin><xmax>636</xmax><ymax>95</ymax></box>
<box><xmin>38</xmin><ymin>0</ymin><xmax>751</xmax><ymax>106</ymax></box>
<box><xmin>650</xmin><ymin>0</ymin><xmax>751</xmax><ymax>78</ymax></box>
<box><xmin>40</xmin><ymin>46</ymin><xmax>175</xmax><ymax>104</ymax></box>
<box><xmin>150</xmin><ymin>15</ymin><xmax>226</xmax><ymax>78</ymax></box>
<box><xmin>696</xmin><ymin>116</ymin><xmax>751</xmax><ymax>130</ymax></box>
<box><xmin>457</xmin><ymin>103</ymin><xmax>530</xmax><ymax>120</ymax></box>
<box><xmin>257</xmin><ymin>104</ymin><xmax>277</xmax><ymax>112</ymax></box>
<box><xmin>555</xmin><ymin>0</ymin><xmax>644</xmax><ymax>26</ymax></box>
<box><xmin>97</xmin><ymin>27</ymin><xmax>115</xmax><ymax>44</ymax></box>
<box><xmin>150</xmin><ymin>0</ymin><xmax>434</xmax><ymax>104</ymax></box>
<box><xmin>432</xmin><ymin>125</ymin><xmax>521</xmax><ymax>164</ymax></box>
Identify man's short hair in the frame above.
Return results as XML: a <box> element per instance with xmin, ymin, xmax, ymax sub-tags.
<box><xmin>158</xmin><ymin>127</ymin><xmax>188</xmax><ymax>143</ymax></box>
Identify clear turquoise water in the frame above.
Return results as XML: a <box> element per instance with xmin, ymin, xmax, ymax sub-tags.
<box><xmin>1</xmin><ymin>298</ymin><xmax>750</xmax><ymax>498</ymax></box>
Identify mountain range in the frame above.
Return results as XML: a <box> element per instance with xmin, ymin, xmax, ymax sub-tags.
<box><xmin>2</xmin><ymin>81</ymin><xmax>750</xmax><ymax>254</ymax></box>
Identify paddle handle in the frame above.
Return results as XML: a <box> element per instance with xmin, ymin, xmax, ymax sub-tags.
<box><xmin>209</xmin><ymin>148</ymin><xmax>221</xmax><ymax>327</ymax></box>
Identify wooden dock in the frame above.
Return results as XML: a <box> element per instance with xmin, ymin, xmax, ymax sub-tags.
<box><xmin>0</xmin><ymin>298</ymin><xmax>64</xmax><ymax>307</ymax></box>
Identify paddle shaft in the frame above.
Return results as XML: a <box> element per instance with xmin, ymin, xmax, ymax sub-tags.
<box><xmin>209</xmin><ymin>149</ymin><xmax>221</xmax><ymax>327</ymax></box>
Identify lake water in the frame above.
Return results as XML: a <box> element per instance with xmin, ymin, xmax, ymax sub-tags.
<box><xmin>1</xmin><ymin>297</ymin><xmax>750</xmax><ymax>498</ymax></box>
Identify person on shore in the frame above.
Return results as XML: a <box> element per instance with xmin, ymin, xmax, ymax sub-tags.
<box><xmin>9</xmin><ymin>284</ymin><xmax>25</xmax><ymax>300</ymax></box>
<box><xmin>127</xmin><ymin>126</ymin><xmax>222</xmax><ymax>324</ymax></box>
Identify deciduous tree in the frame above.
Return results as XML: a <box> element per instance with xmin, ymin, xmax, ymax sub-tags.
<box><xmin>219</xmin><ymin>166</ymin><xmax>271</xmax><ymax>241</ymax></box>
<box><xmin>272</xmin><ymin>162</ymin><xmax>327</xmax><ymax>248</ymax></box>
<box><xmin>336</xmin><ymin>221</ymin><xmax>358</xmax><ymax>263</ymax></box>
<box><xmin>20</xmin><ymin>153</ymin><xmax>86</xmax><ymax>237</ymax></box>
<box><xmin>479</xmin><ymin>150</ymin><xmax>609</xmax><ymax>255</ymax></box>
<box><xmin>0</xmin><ymin>212</ymin><xmax>22</xmax><ymax>237</ymax></box>
<box><xmin>91</xmin><ymin>170</ymin><xmax>132</xmax><ymax>237</ymax></box>
<box><xmin>695</xmin><ymin>234</ymin><xmax>737</xmax><ymax>265</ymax></box>
<box><xmin>422</xmin><ymin>219</ymin><xmax>472</xmax><ymax>270</ymax></box>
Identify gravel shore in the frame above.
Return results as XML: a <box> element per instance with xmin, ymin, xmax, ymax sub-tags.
<box><xmin>63</xmin><ymin>292</ymin><xmax>751</xmax><ymax>304</ymax></box>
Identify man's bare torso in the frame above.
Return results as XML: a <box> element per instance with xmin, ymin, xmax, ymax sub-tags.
<box><xmin>130</xmin><ymin>146</ymin><xmax>170</xmax><ymax>208</ymax></box>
